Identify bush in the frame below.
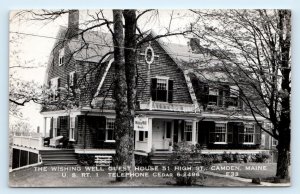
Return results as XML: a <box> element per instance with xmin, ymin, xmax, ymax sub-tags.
<box><xmin>135</xmin><ymin>155</ymin><xmax>152</xmax><ymax>166</ymax></box>
<box><xmin>255</xmin><ymin>152</ymin><xmax>270</xmax><ymax>163</ymax></box>
<box><xmin>78</xmin><ymin>154</ymin><xmax>95</xmax><ymax>166</ymax></box>
<box><xmin>168</xmin><ymin>142</ymin><xmax>207</xmax><ymax>186</ymax></box>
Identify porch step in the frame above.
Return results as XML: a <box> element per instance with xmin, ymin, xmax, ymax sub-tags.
<box><xmin>40</xmin><ymin>149</ymin><xmax>77</xmax><ymax>166</ymax></box>
<box><xmin>150</xmin><ymin>152</ymin><xmax>203</xmax><ymax>165</ymax></box>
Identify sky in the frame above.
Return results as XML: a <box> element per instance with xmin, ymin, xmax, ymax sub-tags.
<box><xmin>9</xmin><ymin>9</ymin><xmax>195</xmax><ymax>132</ymax></box>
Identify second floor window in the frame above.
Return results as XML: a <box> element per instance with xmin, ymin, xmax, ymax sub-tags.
<box><xmin>59</xmin><ymin>48</ymin><xmax>65</xmax><ymax>66</ymax></box>
<box><xmin>151</xmin><ymin>77</ymin><xmax>173</xmax><ymax>102</ymax></box>
<box><xmin>49</xmin><ymin>77</ymin><xmax>60</xmax><ymax>101</ymax></box>
<box><xmin>68</xmin><ymin>71</ymin><xmax>76</xmax><ymax>87</ymax></box>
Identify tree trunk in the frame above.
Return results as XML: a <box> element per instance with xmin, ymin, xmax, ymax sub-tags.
<box><xmin>276</xmin><ymin>10</ymin><xmax>291</xmax><ymax>180</ymax></box>
<box><xmin>112</xmin><ymin>9</ymin><xmax>134</xmax><ymax>182</ymax></box>
<box><xmin>123</xmin><ymin>9</ymin><xmax>137</xmax><ymax>167</ymax></box>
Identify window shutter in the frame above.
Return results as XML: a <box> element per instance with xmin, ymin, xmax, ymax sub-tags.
<box><xmin>209</xmin><ymin>122</ymin><xmax>216</xmax><ymax>143</ymax></box>
<box><xmin>227</xmin><ymin>123</ymin><xmax>233</xmax><ymax>143</ymax></box>
<box><xmin>74</xmin><ymin>116</ymin><xmax>78</xmax><ymax>142</ymax></box>
<box><xmin>57</xmin><ymin>78</ymin><xmax>60</xmax><ymax>100</ymax></box>
<box><xmin>181</xmin><ymin>120</ymin><xmax>185</xmax><ymax>141</ymax></box>
<box><xmin>168</xmin><ymin>80</ymin><xmax>173</xmax><ymax>103</ymax></box>
<box><xmin>50</xmin><ymin>117</ymin><xmax>53</xmax><ymax>138</ymax></box>
<box><xmin>151</xmin><ymin>78</ymin><xmax>157</xmax><ymax>101</ymax></box>
<box><xmin>98</xmin><ymin>116</ymin><xmax>106</xmax><ymax>141</ymax></box>
<box><xmin>73</xmin><ymin>72</ymin><xmax>77</xmax><ymax>87</ymax></box>
<box><xmin>254</xmin><ymin>123</ymin><xmax>261</xmax><ymax>144</ymax></box>
<box><xmin>238</xmin><ymin>123</ymin><xmax>244</xmax><ymax>144</ymax></box>
<box><xmin>66</xmin><ymin>116</ymin><xmax>70</xmax><ymax>138</ymax></box>
<box><xmin>67</xmin><ymin>74</ymin><xmax>70</xmax><ymax>89</ymax></box>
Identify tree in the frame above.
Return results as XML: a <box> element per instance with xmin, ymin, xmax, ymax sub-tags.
<box><xmin>10</xmin><ymin>9</ymin><xmax>193</xmax><ymax>182</ymax></box>
<box><xmin>190</xmin><ymin>9</ymin><xmax>291</xmax><ymax>179</ymax></box>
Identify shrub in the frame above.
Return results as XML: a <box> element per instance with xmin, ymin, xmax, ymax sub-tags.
<box><xmin>255</xmin><ymin>152</ymin><xmax>270</xmax><ymax>163</ymax></box>
<box><xmin>168</xmin><ymin>142</ymin><xmax>207</xmax><ymax>186</ymax></box>
<box><xmin>78</xmin><ymin>154</ymin><xmax>95</xmax><ymax>166</ymax></box>
<box><xmin>135</xmin><ymin>155</ymin><xmax>152</xmax><ymax>166</ymax></box>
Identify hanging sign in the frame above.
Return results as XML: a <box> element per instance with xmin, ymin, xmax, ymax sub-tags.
<box><xmin>134</xmin><ymin>116</ymin><xmax>149</xmax><ymax>131</ymax></box>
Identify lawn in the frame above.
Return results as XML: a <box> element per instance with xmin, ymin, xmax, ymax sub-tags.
<box><xmin>208</xmin><ymin>163</ymin><xmax>277</xmax><ymax>179</ymax></box>
<box><xmin>9</xmin><ymin>165</ymin><xmax>253</xmax><ymax>187</ymax></box>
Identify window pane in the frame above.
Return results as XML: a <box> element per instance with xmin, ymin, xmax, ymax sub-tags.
<box><xmin>139</xmin><ymin>131</ymin><xmax>144</xmax><ymax>141</ymax></box>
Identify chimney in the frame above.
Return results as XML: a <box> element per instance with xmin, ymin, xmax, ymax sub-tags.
<box><xmin>189</xmin><ymin>38</ymin><xmax>200</xmax><ymax>52</ymax></box>
<box><xmin>67</xmin><ymin>10</ymin><xmax>79</xmax><ymax>39</ymax></box>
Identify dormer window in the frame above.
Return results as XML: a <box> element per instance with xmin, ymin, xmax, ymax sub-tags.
<box><xmin>151</xmin><ymin>77</ymin><xmax>173</xmax><ymax>102</ymax></box>
<box><xmin>59</xmin><ymin>48</ymin><xmax>65</xmax><ymax>66</ymax></box>
<box><xmin>228</xmin><ymin>85</ymin><xmax>239</xmax><ymax>107</ymax></box>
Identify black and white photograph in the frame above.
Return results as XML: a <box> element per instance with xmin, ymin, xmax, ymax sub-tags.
<box><xmin>9</xmin><ymin>9</ymin><xmax>291</xmax><ymax>187</ymax></box>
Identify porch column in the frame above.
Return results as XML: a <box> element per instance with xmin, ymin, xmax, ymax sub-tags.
<box><xmin>147</xmin><ymin>118</ymin><xmax>153</xmax><ymax>153</ymax></box>
<box><xmin>192</xmin><ymin>120</ymin><xmax>197</xmax><ymax>145</ymax></box>
<box><xmin>43</xmin><ymin>117</ymin><xmax>47</xmax><ymax>137</ymax></box>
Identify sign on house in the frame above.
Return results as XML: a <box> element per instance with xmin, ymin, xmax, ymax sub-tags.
<box><xmin>134</xmin><ymin>116</ymin><xmax>148</xmax><ymax>131</ymax></box>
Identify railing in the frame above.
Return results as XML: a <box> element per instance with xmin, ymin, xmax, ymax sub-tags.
<box><xmin>13</xmin><ymin>135</ymin><xmax>44</xmax><ymax>150</ymax></box>
<box><xmin>140</xmin><ymin>101</ymin><xmax>200</xmax><ymax>113</ymax></box>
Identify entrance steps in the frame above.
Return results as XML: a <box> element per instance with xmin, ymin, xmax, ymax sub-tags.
<box><xmin>39</xmin><ymin>149</ymin><xmax>77</xmax><ymax>166</ymax></box>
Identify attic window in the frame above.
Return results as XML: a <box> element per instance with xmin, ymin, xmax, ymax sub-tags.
<box><xmin>59</xmin><ymin>48</ymin><xmax>65</xmax><ymax>66</ymax></box>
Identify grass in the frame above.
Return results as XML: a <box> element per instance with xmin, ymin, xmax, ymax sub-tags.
<box><xmin>9</xmin><ymin>165</ymin><xmax>253</xmax><ymax>187</ymax></box>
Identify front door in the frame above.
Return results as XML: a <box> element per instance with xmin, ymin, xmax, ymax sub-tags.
<box><xmin>152</xmin><ymin>120</ymin><xmax>165</xmax><ymax>150</ymax></box>
<box><xmin>164</xmin><ymin>121</ymin><xmax>172</xmax><ymax>148</ymax></box>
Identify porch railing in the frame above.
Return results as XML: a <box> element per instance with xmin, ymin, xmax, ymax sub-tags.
<box><xmin>140</xmin><ymin>101</ymin><xmax>200</xmax><ymax>113</ymax></box>
<box><xmin>13</xmin><ymin>135</ymin><xmax>43</xmax><ymax>150</ymax></box>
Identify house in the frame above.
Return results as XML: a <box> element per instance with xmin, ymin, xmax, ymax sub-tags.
<box><xmin>12</xmin><ymin>10</ymin><xmax>272</xmax><ymax>169</ymax></box>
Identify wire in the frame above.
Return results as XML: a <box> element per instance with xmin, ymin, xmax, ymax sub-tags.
<box><xmin>10</xmin><ymin>31</ymin><xmax>204</xmax><ymax>60</ymax></box>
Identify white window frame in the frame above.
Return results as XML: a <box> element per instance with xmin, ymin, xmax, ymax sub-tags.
<box><xmin>210</xmin><ymin>122</ymin><xmax>227</xmax><ymax>144</ymax></box>
<box><xmin>59</xmin><ymin>48</ymin><xmax>65</xmax><ymax>66</ymax></box>
<box><xmin>243</xmin><ymin>123</ymin><xmax>255</xmax><ymax>144</ymax></box>
<box><xmin>272</xmin><ymin>137</ymin><xmax>278</xmax><ymax>147</ymax></box>
<box><xmin>69</xmin><ymin>71</ymin><xmax>76</xmax><ymax>87</ymax></box>
<box><xmin>208</xmin><ymin>87</ymin><xmax>220</xmax><ymax>107</ymax></box>
<box><xmin>155</xmin><ymin>76</ymin><xmax>170</xmax><ymax>103</ymax></box>
<box><xmin>69</xmin><ymin>117</ymin><xmax>76</xmax><ymax>141</ymax></box>
<box><xmin>105</xmin><ymin>118</ymin><xmax>115</xmax><ymax>142</ymax></box>
<box><xmin>184</xmin><ymin>122</ymin><xmax>193</xmax><ymax>142</ymax></box>
<box><xmin>138</xmin><ymin>131</ymin><xmax>148</xmax><ymax>142</ymax></box>
<box><xmin>50</xmin><ymin>77</ymin><xmax>59</xmax><ymax>101</ymax></box>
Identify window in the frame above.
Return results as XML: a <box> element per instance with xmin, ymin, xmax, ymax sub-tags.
<box><xmin>59</xmin><ymin>48</ymin><xmax>65</xmax><ymax>66</ymax></box>
<box><xmin>151</xmin><ymin>78</ymin><xmax>173</xmax><ymax>102</ymax></box>
<box><xmin>138</xmin><ymin>131</ymin><xmax>148</xmax><ymax>141</ymax></box>
<box><xmin>106</xmin><ymin>118</ymin><xmax>115</xmax><ymax>141</ymax></box>
<box><xmin>228</xmin><ymin>86</ymin><xmax>239</xmax><ymax>107</ymax></box>
<box><xmin>69</xmin><ymin>71</ymin><xmax>76</xmax><ymax>87</ymax></box>
<box><xmin>49</xmin><ymin>77</ymin><xmax>60</xmax><ymax>101</ymax></box>
<box><xmin>272</xmin><ymin>137</ymin><xmax>278</xmax><ymax>146</ymax></box>
<box><xmin>243</xmin><ymin>124</ymin><xmax>255</xmax><ymax>144</ymax></box>
<box><xmin>210</xmin><ymin>123</ymin><xmax>227</xmax><ymax>143</ymax></box>
<box><xmin>208</xmin><ymin>87</ymin><xmax>222</xmax><ymax>107</ymax></box>
<box><xmin>184</xmin><ymin>122</ymin><xmax>193</xmax><ymax>141</ymax></box>
<box><xmin>69</xmin><ymin>117</ymin><xmax>75</xmax><ymax>140</ymax></box>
